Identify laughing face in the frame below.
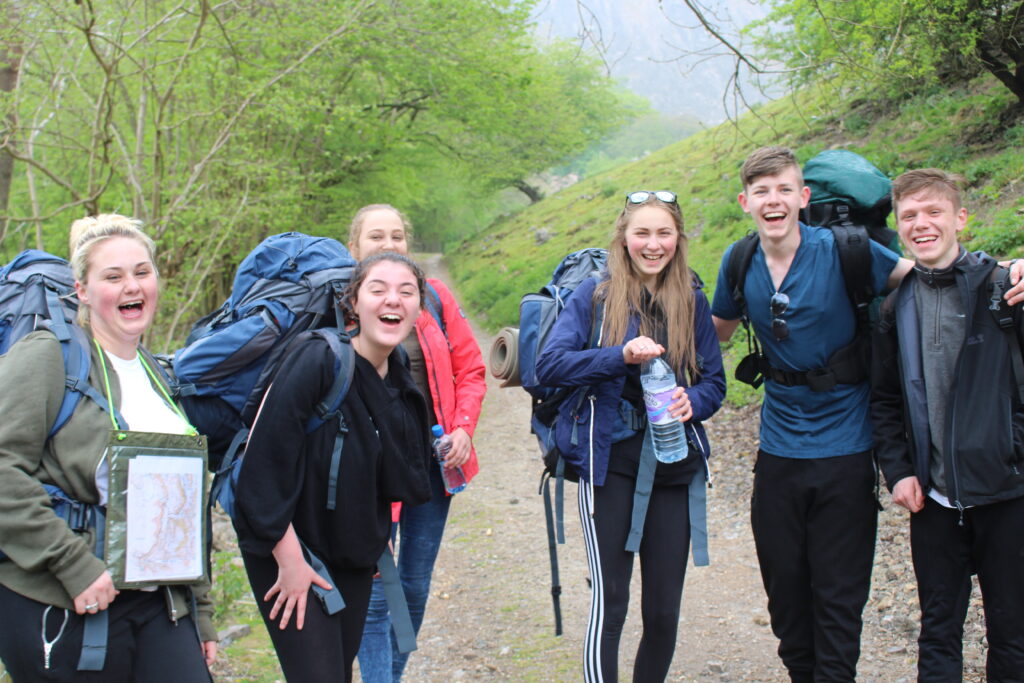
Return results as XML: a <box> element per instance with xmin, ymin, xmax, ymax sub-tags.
<box><xmin>623</xmin><ymin>205</ymin><xmax>679</xmax><ymax>290</ymax></box>
<box><xmin>349</xmin><ymin>208</ymin><xmax>409</xmax><ymax>259</ymax></box>
<box><xmin>350</xmin><ymin>260</ymin><xmax>421</xmax><ymax>357</ymax></box>
<box><xmin>75</xmin><ymin>236</ymin><xmax>158</xmax><ymax>359</ymax></box>
<box><xmin>738</xmin><ymin>165</ymin><xmax>810</xmax><ymax>243</ymax></box>
<box><xmin>896</xmin><ymin>189</ymin><xmax>967</xmax><ymax>269</ymax></box>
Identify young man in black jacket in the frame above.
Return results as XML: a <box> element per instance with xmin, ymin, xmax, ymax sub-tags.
<box><xmin>871</xmin><ymin>168</ymin><xmax>1024</xmax><ymax>682</ymax></box>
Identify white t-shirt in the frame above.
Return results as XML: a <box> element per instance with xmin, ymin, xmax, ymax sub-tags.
<box><xmin>95</xmin><ymin>352</ymin><xmax>191</xmax><ymax>505</ymax></box>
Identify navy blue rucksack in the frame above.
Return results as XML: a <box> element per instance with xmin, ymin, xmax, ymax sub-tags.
<box><xmin>515</xmin><ymin>247</ymin><xmax>607</xmax><ymax>636</ymax></box>
<box><xmin>518</xmin><ymin>247</ymin><xmax>607</xmax><ymax>452</ymax></box>
<box><xmin>172</xmin><ymin>232</ymin><xmax>358</xmax><ymax>513</ymax></box>
<box><xmin>0</xmin><ymin>249</ymin><xmax>125</xmax><ymax>436</ymax></box>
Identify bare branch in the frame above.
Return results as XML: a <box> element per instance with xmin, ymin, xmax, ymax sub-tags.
<box><xmin>155</xmin><ymin>0</ymin><xmax>377</xmax><ymax>238</ymax></box>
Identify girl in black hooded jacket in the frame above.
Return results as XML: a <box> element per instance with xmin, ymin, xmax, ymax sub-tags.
<box><xmin>233</xmin><ymin>252</ymin><xmax>433</xmax><ymax>683</ymax></box>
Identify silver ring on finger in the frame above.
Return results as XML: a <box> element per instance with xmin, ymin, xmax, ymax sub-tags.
<box><xmin>85</xmin><ymin>602</ymin><xmax>99</xmax><ymax>611</ymax></box>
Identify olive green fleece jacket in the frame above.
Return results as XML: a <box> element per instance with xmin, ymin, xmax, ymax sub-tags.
<box><xmin>0</xmin><ymin>330</ymin><xmax>217</xmax><ymax>642</ymax></box>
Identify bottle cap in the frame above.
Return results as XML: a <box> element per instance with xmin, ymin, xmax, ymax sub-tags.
<box><xmin>431</xmin><ymin>424</ymin><xmax>444</xmax><ymax>438</ymax></box>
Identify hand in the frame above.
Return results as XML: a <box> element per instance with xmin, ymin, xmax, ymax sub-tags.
<box><xmin>892</xmin><ymin>476</ymin><xmax>925</xmax><ymax>513</ymax></box>
<box><xmin>265</xmin><ymin>554</ymin><xmax>332</xmax><ymax>631</ymax></box>
<box><xmin>73</xmin><ymin>571</ymin><xmax>118</xmax><ymax>615</ymax></box>
<box><xmin>1005</xmin><ymin>259</ymin><xmax>1024</xmax><ymax>306</ymax></box>
<box><xmin>443</xmin><ymin>427</ymin><xmax>472</xmax><ymax>469</ymax></box>
<box><xmin>667</xmin><ymin>386</ymin><xmax>693</xmax><ymax>423</ymax></box>
<box><xmin>623</xmin><ymin>336</ymin><xmax>665</xmax><ymax>365</ymax></box>
<box><xmin>202</xmin><ymin>641</ymin><xmax>218</xmax><ymax>667</ymax></box>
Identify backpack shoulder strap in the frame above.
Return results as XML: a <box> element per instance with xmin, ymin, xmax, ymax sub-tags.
<box><xmin>989</xmin><ymin>266</ymin><xmax>1024</xmax><ymax>404</ymax></box>
<box><xmin>725</xmin><ymin>232</ymin><xmax>760</xmax><ymax>322</ymax></box>
<box><xmin>829</xmin><ymin>220</ymin><xmax>874</xmax><ymax>330</ymax></box>
<box><xmin>877</xmin><ymin>289</ymin><xmax>899</xmax><ymax>334</ymax></box>
<box><xmin>53</xmin><ymin>326</ymin><xmax>127</xmax><ymax>436</ymax></box>
<box><xmin>306</xmin><ymin>329</ymin><xmax>355</xmax><ymax>511</ymax></box>
<box><xmin>424</xmin><ymin>281</ymin><xmax>446</xmax><ymax>337</ymax></box>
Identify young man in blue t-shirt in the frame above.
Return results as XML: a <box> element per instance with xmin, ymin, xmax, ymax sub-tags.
<box><xmin>712</xmin><ymin>146</ymin><xmax>907</xmax><ymax>681</ymax></box>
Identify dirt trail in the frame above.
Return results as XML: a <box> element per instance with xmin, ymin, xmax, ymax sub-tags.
<box><xmin>392</xmin><ymin>255</ymin><xmax>990</xmax><ymax>682</ymax></box>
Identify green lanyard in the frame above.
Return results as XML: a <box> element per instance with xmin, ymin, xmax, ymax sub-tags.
<box><xmin>92</xmin><ymin>339</ymin><xmax>198</xmax><ymax>436</ymax></box>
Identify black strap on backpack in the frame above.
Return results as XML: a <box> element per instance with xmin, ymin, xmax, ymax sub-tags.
<box><xmin>725</xmin><ymin>233</ymin><xmax>766</xmax><ymax>388</ymax></box>
<box><xmin>726</xmin><ymin>224</ymin><xmax>874</xmax><ymax>391</ymax></box>
<box><xmin>537</xmin><ymin>298</ymin><xmax>603</xmax><ymax>636</ymax></box>
<box><xmin>311</xmin><ymin>330</ymin><xmax>355</xmax><ymax>512</ymax></box>
<box><xmin>830</xmin><ymin>207</ymin><xmax>875</xmax><ymax>330</ymax></box>
<box><xmin>989</xmin><ymin>266</ymin><xmax>1024</xmax><ymax>404</ymax></box>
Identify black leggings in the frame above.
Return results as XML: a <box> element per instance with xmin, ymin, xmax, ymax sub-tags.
<box><xmin>241</xmin><ymin>549</ymin><xmax>374</xmax><ymax>683</ymax></box>
<box><xmin>578</xmin><ymin>471</ymin><xmax>691</xmax><ymax>683</ymax></box>
<box><xmin>0</xmin><ymin>584</ymin><xmax>211</xmax><ymax>682</ymax></box>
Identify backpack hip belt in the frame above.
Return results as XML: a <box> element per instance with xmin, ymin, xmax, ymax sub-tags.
<box><xmin>756</xmin><ymin>335</ymin><xmax>868</xmax><ymax>392</ymax></box>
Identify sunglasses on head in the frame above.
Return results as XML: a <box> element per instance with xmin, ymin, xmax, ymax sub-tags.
<box><xmin>625</xmin><ymin>190</ymin><xmax>677</xmax><ymax>205</ymax></box>
<box><xmin>770</xmin><ymin>291</ymin><xmax>790</xmax><ymax>341</ymax></box>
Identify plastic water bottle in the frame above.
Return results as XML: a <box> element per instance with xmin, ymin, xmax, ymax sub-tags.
<box><xmin>640</xmin><ymin>357</ymin><xmax>688</xmax><ymax>463</ymax></box>
<box><xmin>431</xmin><ymin>425</ymin><xmax>468</xmax><ymax>494</ymax></box>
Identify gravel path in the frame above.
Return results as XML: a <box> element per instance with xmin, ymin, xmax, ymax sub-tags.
<box><xmin>392</xmin><ymin>256</ymin><xmax>990</xmax><ymax>682</ymax></box>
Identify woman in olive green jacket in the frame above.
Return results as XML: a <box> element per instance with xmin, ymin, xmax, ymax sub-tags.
<box><xmin>0</xmin><ymin>215</ymin><xmax>216</xmax><ymax>681</ymax></box>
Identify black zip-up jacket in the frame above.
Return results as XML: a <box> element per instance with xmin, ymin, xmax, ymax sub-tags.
<box><xmin>234</xmin><ymin>336</ymin><xmax>432</xmax><ymax>569</ymax></box>
<box><xmin>871</xmin><ymin>250</ymin><xmax>1024</xmax><ymax>508</ymax></box>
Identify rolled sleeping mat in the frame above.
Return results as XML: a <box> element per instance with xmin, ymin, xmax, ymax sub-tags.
<box><xmin>489</xmin><ymin>327</ymin><xmax>521</xmax><ymax>388</ymax></box>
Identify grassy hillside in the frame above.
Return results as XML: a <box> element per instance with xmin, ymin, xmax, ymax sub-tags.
<box><xmin>448</xmin><ymin>75</ymin><xmax>1024</xmax><ymax>401</ymax></box>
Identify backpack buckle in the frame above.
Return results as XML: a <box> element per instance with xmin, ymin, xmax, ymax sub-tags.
<box><xmin>805</xmin><ymin>367</ymin><xmax>837</xmax><ymax>392</ymax></box>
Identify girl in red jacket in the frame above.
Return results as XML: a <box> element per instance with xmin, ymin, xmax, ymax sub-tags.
<box><xmin>348</xmin><ymin>204</ymin><xmax>487</xmax><ymax>682</ymax></box>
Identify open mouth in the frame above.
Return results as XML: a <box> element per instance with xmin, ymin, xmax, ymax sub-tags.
<box><xmin>641</xmin><ymin>254</ymin><xmax>663</xmax><ymax>262</ymax></box>
<box><xmin>913</xmin><ymin>236</ymin><xmax>938</xmax><ymax>244</ymax></box>
<box><xmin>118</xmin><ymin>301</ymin><xmax>144</xmax><ymax>317</ymax></box>
<box><xmin>763</xmin><ymin>211</ymin><xmax>786</xmax><ymax>224</ymax></box>
<box><xmin>379</xmin><ymin>313</ymin><xmax>403</xmax><ymax>327</ymax></box>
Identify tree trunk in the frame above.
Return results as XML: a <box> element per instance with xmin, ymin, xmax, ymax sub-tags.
<box><xmin>514</xmin><ymin>180</ymin><xmax>544</xmax><ymax>204</ymax></box>
<box><xmin>977</xmin><ymin>42</ymin><xmax>1024</xmax><ymax>105</ymax></box>
<box><xmin>0</xmin><ymin>40</ymin><xmax>19</xmax><ymax>226</ymax></box>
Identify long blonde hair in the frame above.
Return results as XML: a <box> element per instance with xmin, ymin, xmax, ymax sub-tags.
<box><xmin>596</xmin><ymin>197</ymin><xmax>698</xmax><ymax>378</ymax></box>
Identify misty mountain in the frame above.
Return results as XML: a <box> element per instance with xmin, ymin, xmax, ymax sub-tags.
<box><xmin>532</xmin><ymin>0</ymin><xmax>769</xmax><ymax>124</ymax></box>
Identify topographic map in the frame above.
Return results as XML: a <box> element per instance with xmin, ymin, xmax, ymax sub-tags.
<box><xmin>125</xmin><ymin>455</ymin><xmax>204</xmax><ymax>583</ymax></box>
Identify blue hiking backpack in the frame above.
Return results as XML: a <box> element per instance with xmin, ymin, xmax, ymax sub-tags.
<box><xmin>0</xmin><ymin>249</ymin><xmax>125</xmax><ymax>436</ymax></box>
<box><xmin>518</xmin><ymin>247</ymin><xmax>608</xmax><ymax>452</ymax></box>
<box><xmin>515</xmin><ymin>247</ymin><xmax>607</xmax><ymax>636</ymax></box>
<box><xmin>172</xmin><ymin>232</ymin><xmax>358</xmax><ymax>513</ymax></box>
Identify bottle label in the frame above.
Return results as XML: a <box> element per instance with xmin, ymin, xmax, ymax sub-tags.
<box><xmin>643</xmin><ymin>386</ymin><xmax>676</xmax><ymax>425</ymax></box>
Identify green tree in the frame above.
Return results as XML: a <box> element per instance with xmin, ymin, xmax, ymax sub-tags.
<box><xmin>0</xmin><ymin>0</ymin><xmax>634</xmax><ymax>347</ymax></box>
<box><xmin>751</xmin><ymin>0</ymin><xmax>1024</xmax><ymax>103</ymax></box>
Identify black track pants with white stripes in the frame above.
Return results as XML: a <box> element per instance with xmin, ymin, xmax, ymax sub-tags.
<box><xmin>578</xmin><ymin>471</ymin><xmax>691</xmax><ymax>682</ymax></box>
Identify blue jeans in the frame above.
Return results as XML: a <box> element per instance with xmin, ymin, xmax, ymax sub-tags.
<box><xmin>358</xmin><ymin>465</ymin><xmax>451</xmax><ymax>682</ymax></box>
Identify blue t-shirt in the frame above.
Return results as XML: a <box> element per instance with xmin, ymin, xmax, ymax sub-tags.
<box><xmin>712</xmin><ymin>223</ymin><xmax>900</xmax><ymax>458</ymax></box>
